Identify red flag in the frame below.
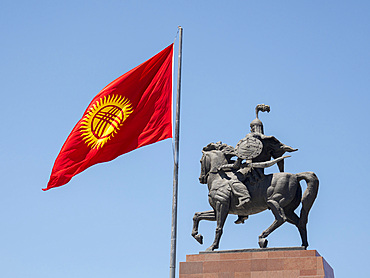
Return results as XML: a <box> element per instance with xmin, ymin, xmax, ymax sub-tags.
<box><xmin>44</xmin><ymin>44</ymin><xmax>174</xmax><ymax>191</ymax></box>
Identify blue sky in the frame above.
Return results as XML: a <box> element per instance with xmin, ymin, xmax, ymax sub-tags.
<box><xmin>1</xmin><ymin>1</ymin><xmax>369</xmax><ymax>277</ymax></box>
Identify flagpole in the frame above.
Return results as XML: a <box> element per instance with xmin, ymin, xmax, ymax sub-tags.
<box><xmin>170</xmin><ymin>26</ymin><xmax>183</xmax><ymax>278</ymax></box>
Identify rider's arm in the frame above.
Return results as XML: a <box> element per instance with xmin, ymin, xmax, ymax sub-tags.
<box><xmin>219</xmin><ymin>157</ymin><xmax>242</xmax><ymax>171</ymax></box>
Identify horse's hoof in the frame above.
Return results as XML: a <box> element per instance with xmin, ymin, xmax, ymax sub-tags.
<box><xmin>194</xmin><ymin>234</ymin><xmax>203</xmax><ymax>244</ymax></box>
<box><xmin>258</xmin><ymin>238</ymin><xmax>268</xmax><ymax>248</ymax></box>
<box><xmin>205</xmin><ymin>246</ymin><xmax>214</xmax><ymax>252</ymax></box>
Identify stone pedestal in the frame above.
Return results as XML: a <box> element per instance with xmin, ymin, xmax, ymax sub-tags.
<box><xmin>179</xmin><ymin>247</ymin><xmax>334</xmax><ymax>278</ymax></box>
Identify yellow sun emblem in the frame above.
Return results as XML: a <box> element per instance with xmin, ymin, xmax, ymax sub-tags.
<box><xmin>80</xmin><ymin>94</ymin><xmax>133</xmax><ymax>149</ymax></box>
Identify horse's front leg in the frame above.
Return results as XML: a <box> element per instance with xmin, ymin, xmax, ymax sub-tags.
<box><xmin>205</xmin><ymin>201</ymin><xmax>229</xmax><ymax>251</ymax></box>
<box><xmin>192</xmin><ymin>210</ymin><xmax>216</xmax><ymax>244</ymax></box>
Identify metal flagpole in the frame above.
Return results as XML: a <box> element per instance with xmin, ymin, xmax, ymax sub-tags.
<box><xmin>170</xmin><ymin>26</ymin><xmax>183</xmax><ymax>278</ymax></box>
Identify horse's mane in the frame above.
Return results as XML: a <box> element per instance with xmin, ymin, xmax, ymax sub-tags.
<box><xmin>202</xmin><ymin>142</ymin><xmax>236</xmax><ymax>161</ymax></box>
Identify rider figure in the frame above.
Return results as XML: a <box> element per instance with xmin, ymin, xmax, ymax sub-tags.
<box><xmin>229</xmin><ymin>104</ymin><xmax>298</xmax><ymax>224</ymax></box>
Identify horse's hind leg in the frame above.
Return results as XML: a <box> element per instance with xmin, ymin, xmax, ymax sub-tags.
<box><xmin>206</xmin><ymin>201</ymin><xmax>229</xmax><ymax>251</ymax></box>
<box><xmin>192</xmin><ymin>210</ymin><xmax>216</xmax><ymax>244</ymax></box>
<box><xmin>285</xmin><ymin>209</ymin><xmax>308</xmax><ymax>248</ymax></box>
<box><xmin>258</xmin><ymin>199</ymin><xmax>287</xmax><ymax>248</ymax></box>
<box><xmin>284</xmin><ymin>185</ymin><xmax>308</xmax><ymax>248</ymax></box>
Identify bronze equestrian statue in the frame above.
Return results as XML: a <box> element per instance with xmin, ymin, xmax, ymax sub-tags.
<box><xmin>191</xmin><ymin>105</ymin><xmax>319</xmax><ymax>251</ymax></box>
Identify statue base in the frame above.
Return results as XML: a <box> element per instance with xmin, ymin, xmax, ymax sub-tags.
<box><xmin>179</xmin><ymin>247</ymin><xmax>334</xmax><ymax>277</ymax></box>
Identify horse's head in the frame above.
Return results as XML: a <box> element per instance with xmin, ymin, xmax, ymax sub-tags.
<box><xmin>199</xmin><ymin>151</ymin><xmax>209</xmax><ymax>184</ymax></box>
<box><xmin>199</xmin><ymin>142</ymin><xmax>235</xmax><ymax>184</ymax></box>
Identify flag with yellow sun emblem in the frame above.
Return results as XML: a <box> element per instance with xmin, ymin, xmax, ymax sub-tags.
<box><xmin>44</xmin><ymin>44</ymin><xmax>174</xmax><ymax>190</ymax></box>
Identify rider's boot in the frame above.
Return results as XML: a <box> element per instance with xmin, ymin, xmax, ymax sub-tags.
<box><xmin>235</xmin><ymin>215</ymin><xmax>249</xmax><ymax>224</ymax></box>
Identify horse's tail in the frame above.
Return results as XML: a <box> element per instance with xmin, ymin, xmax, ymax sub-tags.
<box><xmin>296</xmin><ymin>172</ymin><xmax>319</xmax><ymax>228</ymax></box>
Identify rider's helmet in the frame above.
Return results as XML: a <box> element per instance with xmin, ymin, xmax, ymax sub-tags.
<box><xmin>250</xmin><ymin>118</ymin><xmax>264</xmax><ymax>134</ymax></box>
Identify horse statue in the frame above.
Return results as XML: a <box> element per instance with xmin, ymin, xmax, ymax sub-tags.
<box><xmin>191</xmin><ymin>142</ymin><xmax>319</xmax><ymax>251</ymax></box>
